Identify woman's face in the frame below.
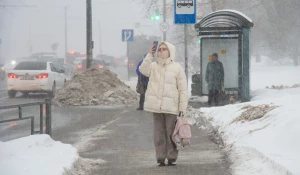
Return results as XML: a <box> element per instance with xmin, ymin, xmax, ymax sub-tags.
<box><xmin>157</xmin><ymin>44</ymin><xmax>170</xmax><ymax>59</ymax></box>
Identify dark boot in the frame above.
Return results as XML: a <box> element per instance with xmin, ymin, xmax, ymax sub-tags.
<box><xmin>208</xmin><ymin>90</ymin><xmax>213</xmax><ymax>107</ymax></box>
<box><xmin>157</xmin><ymin>160</ymin><xmax>166</xmax><ymax>166</ymax></box>
<box><xmin>167</xmin><ymin>159</ymin><xmax>176</xmax><ymax>166</ymax></box>
<box><xmin>214</xmin><ymin>90</ymin><xmax>219</xmax><ymax>106</ymax></box>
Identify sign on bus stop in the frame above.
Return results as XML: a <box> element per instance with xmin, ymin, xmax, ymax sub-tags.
<box><xmin>174</xmin><ymin>0</ymin><xmax>197</xmax><ymax>24</ymax></box>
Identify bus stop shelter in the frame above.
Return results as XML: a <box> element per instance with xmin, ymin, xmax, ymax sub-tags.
<box><xmin>194</xmin><ymin>10</ymin><xmax>254</xmax><ymax>102</ymax></box>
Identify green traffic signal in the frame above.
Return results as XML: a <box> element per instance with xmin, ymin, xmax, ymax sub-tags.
<box><xmin>198</xmin><ymin>39</ymin><xmax>201</xmax><ymax>44</ymax></box>
<box><xmin>150</xmin><ymin>15</ymin><xmax>160</xmax><ymax>20</ymax></box>
<box><xmin>151</xmin><ymin>9</ymin><xmax>161</xmax><ymax>21</ymax></box>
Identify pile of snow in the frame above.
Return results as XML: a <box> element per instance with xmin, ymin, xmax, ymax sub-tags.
<box><xmin>124</xmin><ymin>77</ymin><xmax>138</xmax><ymax>91</ymax></box>
<box><xmin>54</xmin><ymin>68</ymin><xmax>138</xmax><ymax>106</ymax></box>
<box><xmin>192</xmin><ymin>87</ymin><xmax>300</xmax><ymax>175</ymax></box>
<box><xmin>232</xmin><ymin>104</ymin><xmax>278</xmax><ymax>122</ymax></box>
<box><xmin>0</xmin><ymin>135</ymin><xmax>105</xmax><ymax>175</ymax></box>
<box><xmin>266</xmin><ymin>83</ymin><xmax>300</xmax><ymax>90</ymax></box>
<box><xmin>0</xmin><ymin>135</ymin><xmax>78</xmax><ymax>175</ymax></box>
<box><xmin>189</xmin><ymin>96</ymin><xmax>208</xmax><ymax>103</ymax></box>
<box><xmin>187</xmin><ymin>62</ymin><xmax>300</xmax><ymax>175</ymax></box>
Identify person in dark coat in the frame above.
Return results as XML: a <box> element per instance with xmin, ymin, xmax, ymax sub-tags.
<box><xmin>136</xmin><ymin>54</ymin><xmax>149</xmax><ymax>110</ymax></box>
<box><xmin>205</xmin><ymin>53</ymin><xmax>224</xmax><ymax>106</ymax></box>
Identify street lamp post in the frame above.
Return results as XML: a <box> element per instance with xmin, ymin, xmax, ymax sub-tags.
<box><xmin>86</xmin><ymin>0</ymin><xmax>93</xmax><ymax>69</ymax></box>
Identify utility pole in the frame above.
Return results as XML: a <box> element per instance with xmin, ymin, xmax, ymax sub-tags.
<box><xmin>64</xmin><ymin>6</ymin><xmax>68</xmax><ymax>58</ymax></box>
<box><xmin>28</xmin><ymin>20</ymin><xmax>32</xmax><ymax>54</ymax></box>
<box><xmin>163</xmin><ymin>0</ymin><xmax>167</xmax><ymax>41</ymax></box>
<box><xmin>98</xmin><ymin>22</ymin><xmax>102</xmax><ymax>56</ymax></box>
<box><xmin>184</xmin><ymin>25</ymin><xmax>188</xmax><ymax>85</ymax></box>
<box><xmin>127</xmin><ymin>42</ymin><xmax>130</xmax><ymax>81</ymax></box>
<box><xmin>0</xmin><ymin>39</ymin><xmax>2</xmax><ymax>62</ymax></box>
<box><xmin>86</xmin><ymin>0</ymin><xmax>93</xmax><ymax>69</ymax></box>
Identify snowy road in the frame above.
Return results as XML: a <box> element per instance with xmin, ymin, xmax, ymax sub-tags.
<box><xmin>0</xmin><ymin>81</ymin><xmax>7</xmax><ymax>103</ymax></box>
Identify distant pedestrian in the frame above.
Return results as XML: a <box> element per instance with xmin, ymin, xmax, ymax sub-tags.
<box><xmin>205</xmin><ymin>53</ymin><xmax>224</xmax><ymax>106</ymax></box>
<box><xmin>136</xmin><ymin>54</ymin><xmax>149</xmax><ymax>110</ymax></box>
<box><xmin>139</xmin><ymin>41</ymin><xmax>188</xmax><ymax>166</ymax></box>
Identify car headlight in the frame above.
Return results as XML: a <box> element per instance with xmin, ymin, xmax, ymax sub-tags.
<box><xmin>11</xmin><ymin>60</ymin><xmax>16</xmax><ymax>65</ymax></box>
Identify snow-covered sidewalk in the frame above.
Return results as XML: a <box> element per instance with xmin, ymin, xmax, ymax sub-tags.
<box><xmin>191</xmin><ymin>66</ymin><xmax>300</xmax><ymax>175</ymax></box>
<box><xmin>0</xmin><ymin>134</ymin><xmax>106</xmax><ymax>175</ymax></box>
<box><xmin>0</xmin><ymin>135</ymin><xmax>78</xmax><ymax>175</ymax></box>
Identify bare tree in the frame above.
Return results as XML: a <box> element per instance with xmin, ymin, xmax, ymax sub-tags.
<box><xmin>261</xmin><ymin>0</ymin><xmax>300</xmax><ymax>66</ymax></box>
<box><xmin>141</xmin><ymin>0</ymin><xmax>160</xmax><ymax>17</ymax></box>
<box><xmin>210</xmin><ymin>0</ymin><xmax>225</xmax><ymax>11</ymax></box>
<box><xmin>208</xmin><ymin>0</ymin><xmax>300</xmax><ymax>66</ymax></box>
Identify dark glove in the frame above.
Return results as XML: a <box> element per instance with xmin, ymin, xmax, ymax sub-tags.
<box><xmin>179</xmin><ymin>111</ymin><xmax>184</xmax><ymax>117</ymax></box>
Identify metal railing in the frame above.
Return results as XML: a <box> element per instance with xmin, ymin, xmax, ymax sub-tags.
<box><xmin>0</xmin><ymin>99</ymin><xmax>52</xmax><ymax>136</ymax></box>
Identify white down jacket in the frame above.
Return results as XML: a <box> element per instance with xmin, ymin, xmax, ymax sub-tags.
<box><xmin>139</xmin><ymin>42</ymin><xmax>188</xmax><ymax>115</ymax></box>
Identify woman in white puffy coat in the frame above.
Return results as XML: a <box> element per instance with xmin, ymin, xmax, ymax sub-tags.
<box><xmin>139</xmin><ymin>41</ymin><xmax>188</xmax><ymax>166</ymax></box>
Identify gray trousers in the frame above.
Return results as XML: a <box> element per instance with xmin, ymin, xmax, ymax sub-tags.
<box><xmin>153</xmin><ymin>113</ymin><xmax>178</xmax><ymax>163</ymax></box>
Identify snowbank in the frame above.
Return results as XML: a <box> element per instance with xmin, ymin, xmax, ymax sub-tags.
<box><xmin>54</xmin><ymin>68</ymin><xmax>138</xmax><ymax>106</ymax></box>
<box><xmin>193</xmin><ymin>87</ymin><xmax>300</xmax><ymax>175</ymax></box>
<box><xmin>124</xmin><ymin>77</ymin><xmax>138</xmax><ymax>91</ymax></box>
<box><xmin>0</xmin><ymin>135</ymin><xmax>78</xmax><ymax>175</ymax></box>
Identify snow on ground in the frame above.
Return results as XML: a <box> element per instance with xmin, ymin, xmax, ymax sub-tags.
<box><xmin>191</xmin><ymin>65</ymin><xmax>300</xmax><ymax>175</ymax></box>
<box><xmin>125</xmin><ymin>77</ymin><xmax>138</xmax><ymax>91</ymax></box>
<box><xmin>0</xmin><ymin>135</ymin><xmax>78</xmax><ymax>175</ymax></box>
<box><xmin>0</xmin><ymin>134</ymin><xmax>105</xmax><ymax>175</ymax></box>
<box><xmin>189</xmin><ymin>95</ymin><xmax>208</xmax><ymax>103</ymax></box>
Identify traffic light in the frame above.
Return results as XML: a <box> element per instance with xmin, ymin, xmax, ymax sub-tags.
<box><xmin>151</xmin><ymin>9</ymin><xmax>160</xmax><ymax>21</ymax></box>
<box><xmin>155</xmin><ymin>14</ymin><xmax>160</xmax><ymax>20</ymax></box>
<box><xmin>198</xmin><ymin>39</ymin><xmax>201</xmax><ymax>44</ymax></box>
<box><xmin>155</xmin><ymin>9</ymin><xmax>160</xmax><ymax>20</ymax></box>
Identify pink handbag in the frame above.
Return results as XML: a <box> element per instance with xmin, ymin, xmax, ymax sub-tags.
<box><xmin>172</xmin><ymin>117</ymin><xmax>192</xmax><ymax>148</ymax></box>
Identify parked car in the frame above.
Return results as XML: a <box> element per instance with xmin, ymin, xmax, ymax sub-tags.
<box><xmin>73</xmin><ymin>57</ymin><xmax>86</xmax><ymax>66</ymax></box>
<box><xmin>6</xmin><ymin>61</ymin><xmax>66</xmax><ymax>98</ymax></box>
<box><xmin>96</xmin><ymin>54</ymin><xmax>114</xmax><ymax>67</ymax></box>
<box><xmin>128</xmin><ymin>60</ymin><xmax>139</xmax><ymax>77</ymax></box>
<box><xmin>39</xmin><ymin>57</ymin><xmax>73</xmax><ymax>76</ymax></box>
<box><xmin>76</xmin><ymin>59</ymin><xmax>105</xmax><ymax>72</ymax></box>
<box><xmin>73</xmin><ymin>57</ymin><xmax>87</xmax><ymax>73</ymax></box>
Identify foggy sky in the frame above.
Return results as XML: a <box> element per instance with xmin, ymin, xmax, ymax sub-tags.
<box><xmin>0</xmin><ymin>0</ymin><xmax>164</xmax><ymax>61</ymax></box>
